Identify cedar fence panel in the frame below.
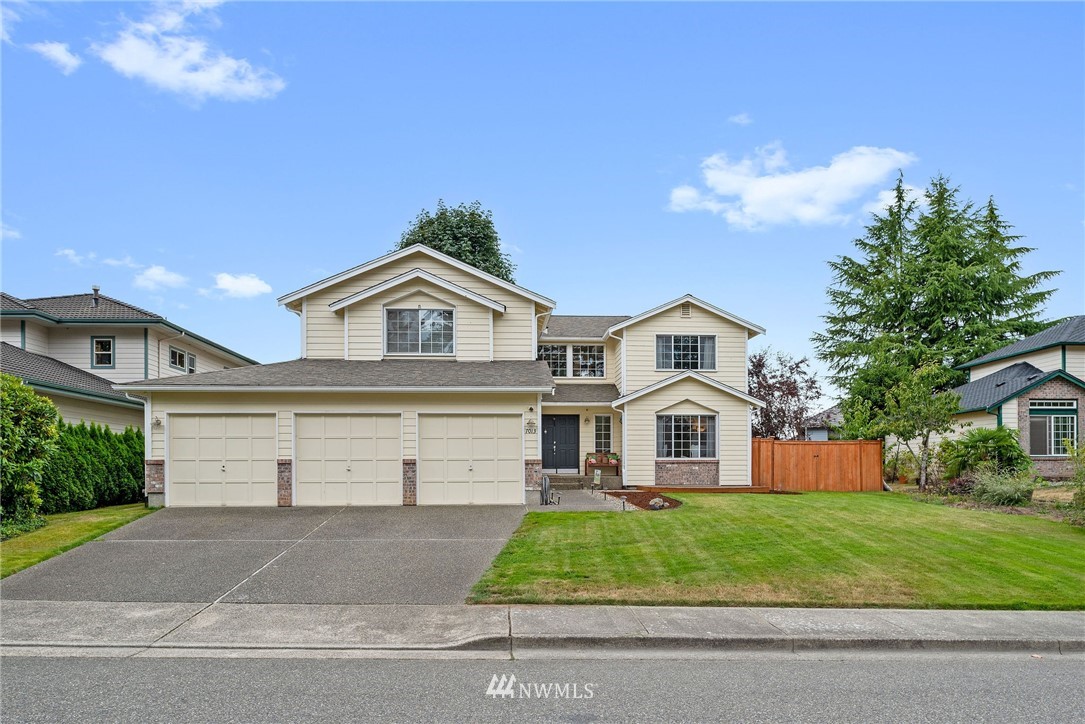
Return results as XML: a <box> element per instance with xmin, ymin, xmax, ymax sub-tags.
<box><xmin>752</xmin><ymin>438</ymin><xmax>883</xmax><ymax>492</ymax></box>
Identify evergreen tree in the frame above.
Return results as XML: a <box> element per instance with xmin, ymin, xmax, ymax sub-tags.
<box><xmin>395</xmin><ymin>200</ymin><xmax>516</xmax><ymax>283</ymax></box>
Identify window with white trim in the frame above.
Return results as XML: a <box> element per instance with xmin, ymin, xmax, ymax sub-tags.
<box><xmin>169</xmin><ymin>346</ymin><xmax>197</xmax><ymax>374</ymax></box>
<box><xmin>537</xmin><ymin>344</ymin><xmax>605</xmax><ymax>378</ymax></box>
<box><xmin>656</xmin><ymin>414</ymin><xmax>717</xmax><ymax>458</ymax></box>
<box><xmin>385</xmin><ymin>308</ymin><xmax>454</xmax><ymax>355</ymax></box>
<box><xmin>656</xmin><ymin>335</ymin><xmax>716</xmax><ymax>370</ymax></box>
<box><xmin>595</xmin><ymin>415</ymin><xmax>612</xmax><ymax>452</ymax></box>
<box><xmin>1028</xmin><ymin>400</ymin><xmax>1078</xmax><ymax>456</ymax></box>
<box><xmin>91</xmin><ymin>337</ymin><xmax>114</xmax><ymax>368</ymax></box>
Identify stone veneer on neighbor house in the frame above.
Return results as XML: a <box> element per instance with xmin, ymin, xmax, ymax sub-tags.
<box><xmin>655</xmin><ymin>459</ymin><xmax>720</xmax><ymax>486</ymax></box>
<box><xmin>1015</xmin><ymin>378</ymin><xmax>1085</xmax><ymax>479</ymax></box>
<box><xmin>402</xmin><ymin>459</ymin><xmax>417</xmax><ymax>505</ymax></box>
<box><xmin>277</xmin><ymin>459</ymin><xmax>293</xmax><ymax>507</ymax></box>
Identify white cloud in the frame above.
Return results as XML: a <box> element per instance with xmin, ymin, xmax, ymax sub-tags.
<box><xmin>55</xmin><ymin>248</ymin><xmax>96</xmax><ymax>265</ymax></box>
<box><xmin>1</xmin><ymin>223</ymin><xmax>21</xmax><ymax>240</ymax></box>
<box><xmin>28</xmin><ymin>41</ymin><xmax>83</xmax><ymax>75</ymax></box>
<box><xmin>2</xmin><ymin>3</ymin><xmax>23</xmax><ymax>44</ymax></box>
<box><xmin>210</xmin><ymin>272</ymin><xmax>271</xmax><ymax>298</ymax></box>
<box><xmin>92</xmin><ymin>1</ymin><xmax>285</xmax><ymax>102</ymax></box>
<box><xmin>728</xmin><ymin>112</ymin><xmax>753</xmax><ymax>126</ymax></box>
<box><xmin>669</xmin><ymin>142</ymin><xmax>917</xmax><ymax>229</ymax></box>
<box><xmin>103</xmin><ymin>255</ymin><xmax>143</xmax><ymax>269</ymax></box>
<box><xmin>861</xmin><ymin>183</ymin><xmax>927</xmax><ymax>216</ymax></box>
<box><xmin>134</xmin><ymin>264</ymin><xmax>187</xmax><ymax>290</ymax></box>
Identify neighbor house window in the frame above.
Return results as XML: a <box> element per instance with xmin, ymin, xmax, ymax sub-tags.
<box><xmin>536</xmin><ymin>344</ymin><xmax>604</xmax><ymax>378</ymax></box>
<box><xmin>656</xmin><ymin>335</ymin><xmax>716</xmax><ymax>370</ymax></box>
<box><xmin>595</xmin><ymin>415</ymin><xmax>612</xmax><ymax>452</ymax></box>
<box><xmin>91</xmin><ymin>337</ymin><xmax>114</xmax><ymax>368</ymax></box>
<box><xmin>1028</xmin><ymin>400</ymin><xmax>1078</xmax><ymax>456</ymax></box>
<box><xmin>169</xmin><ymin>347</ymin><xmax>197</xmax><ymax>374</ymax></box>
<box><xmin>385</xmin><ymin>308</ymin><xmax>454</xmax><ymax>355</ymax></box>
<box><xmin>656</xmin><ymin>414</ymin><xmax>717</xmax><ymax>458</ymax></box>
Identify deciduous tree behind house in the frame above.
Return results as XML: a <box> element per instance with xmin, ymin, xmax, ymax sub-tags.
<box><xmin>748</xmin><ymin>348</ymin><xmax>822</xmax><ymax>439</ymax></box>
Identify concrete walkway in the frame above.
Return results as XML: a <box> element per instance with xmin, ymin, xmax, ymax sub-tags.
<box><xmin>2</xmin><ymin>600</ymin><xmax>1082</xmax><ymax>657</ymax></box>
<box><xmin>527</xmin><ymin>489</ymin><xmax>629</xmax><ymax>512</ymax></box>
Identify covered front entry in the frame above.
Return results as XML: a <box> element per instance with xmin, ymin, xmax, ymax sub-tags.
<box><xmin>167</xmin><ymin>414</ymin><xmax>278</xmax><ymax>506</ymax></box>
<box><xmin>417</xmin><ymin>414</ymin><xmax>524</xmax><ymax>504</ymax></box>
<box><xmin>542</xmin><ymin>414</ymin><xmax>580</xmax><ymax>472</ymax></box>
<box><xmin>295</xmin><ymin>414</ymin><xmax>402</xmax><ymax>506</ymax></box>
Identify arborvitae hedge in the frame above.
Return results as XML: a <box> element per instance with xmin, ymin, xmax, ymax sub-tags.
<box><xmin>39</xmin><ymin>422</ymin><xmax>144</xmax><ymax>514</ymax></box>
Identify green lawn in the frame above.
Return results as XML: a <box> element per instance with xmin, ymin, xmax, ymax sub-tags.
<box><xmin>471</xmin><ymin>493</ymin><xmax>1085</xmax><ymax>609</ymax></box>
<box><xmin>0</xmin><ymin>504</ymin><xmax>155</xmax><ymax>578</ymax></box>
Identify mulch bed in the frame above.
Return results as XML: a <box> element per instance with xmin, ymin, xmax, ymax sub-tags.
<box><xmin>603</xmin><ymin>490</ymin><xmax>682</xmax><ymax>510</ymax></box>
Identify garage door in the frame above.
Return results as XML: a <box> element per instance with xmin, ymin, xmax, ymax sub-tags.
<box><xmin>295</xmin><ymin>414</ymin><xmax>402</xmax><ymax>506</ymax></box>
<box><xmin>418</xmin><ymin>414</ymin><xmax>523</xmax><ymax>505</ymax></box>
<box><xmin>168</xmin><ymin>415</ymin><xmax>277</xmax><ymax>506</ymax></box>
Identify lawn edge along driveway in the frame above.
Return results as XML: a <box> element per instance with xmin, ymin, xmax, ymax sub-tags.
<box><xmin>470</xmin><ymin>493</ymin><xmax>1085</xmax><ymax>610</ymax></box>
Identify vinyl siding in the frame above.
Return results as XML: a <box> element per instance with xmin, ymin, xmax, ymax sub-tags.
<box><xmin>41</xmin><ymin>392</ymin><xmax>143</xmax><ymax>432</ymax></box>
<box><xmin>300</xmin><ymin>252</ymin><xmax>537</xmax><ymax>361</ymax></box>
<box><xmin>620</xmin><ymin>377</ymin><xmax>751</xmax><ymax>486</ymax></box>
<box><xmin>1</xmin><ymin>320</ymin><xmax>23</xmax><ymax>349</ymax></box>
<box><xmin>970</xmin><ymin>347</ymin><xmax>1064</xmax><ymax>380</ymax></box>
<box><xmin>148</xmin><ymin>330</ymin><xmax>242</xmax><ymax>380</ymax></box>
<box><xmin>1002</xmin><ymin>398</ymin><xmax>1019</xmax><ymax>431</ymax></box>
<box><xmin>928</xmin><ymin>410</ymin><xmax>1001</xmax><ymax>448</ymax></box>
<box><xmin>1</xmin><ymin>319</ymin><xmax>49</xmax><ymax>354</ymax></box>
<box><xmin>47</xmin><ymin>326</ymin><xmax>146</xmax><ymax>382</ymax></box>
<box><xmin>537</xmin><ymin>405</ymin><xmax>624</xmax><ymax>472</ymax></box>
<box><xmin>614</xmin><ymin>337</ymin><xmax>624</xmax><ymax>393</ymax></box>
<box><xmin>1065</xmin><ymin>345</ymin><xmax>1085</xmax><ymax>378</ymax></box>
<box><xmin>544</xmin><ymin>337</ymin><xmax>620</xmax><ymax>385</ymax></box>
<box><xmin>345</xmin><ymin>282</ymin><xmax>491</xmax><ymax>361</ymax></box>
<box><xmin>621</xmin><ymin>306</ymin><xmax>750</xmax><ymax>392</ymax></box>
<box><xmin>147</xmin><ymin>391</ymin><xmax>538</xmax><ymax>463</ymax></box>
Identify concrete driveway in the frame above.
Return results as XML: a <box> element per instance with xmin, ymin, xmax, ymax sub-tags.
<box><xmin>0</xmin><ymin>506</ymin><xmax>525</xmax><ymax>605</ymax></box>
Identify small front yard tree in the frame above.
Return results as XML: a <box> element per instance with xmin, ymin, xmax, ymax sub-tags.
<box><xmin>748</xmin><ymin>347</ymin><xmax>822</xmax><ymax>439</ymax></box>
<box><xmin>0</xmin><ymin>374</ymin><xmax>59</xmax><ymax>527</ymax></box>
<box><xmin>874</xmin><ymin>365</ymin><xmax>960</xmax><ymax>491</ymax></box>
<box><xmin>395</xmin><ymin>200</ymin><xmax>516</xmax><ymax>283</ymax></box>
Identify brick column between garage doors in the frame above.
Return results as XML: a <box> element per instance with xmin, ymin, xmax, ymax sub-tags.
<box><xmin>277</xmin><ymin>459</ymin><xmax>293</xmax><ymax>507</ymax></box>
<box><xmin>403</xmin><ymin>459</ymin><xmax>417</xmax><ymax>505</ymax></box>
<box><xmin>145</xmin><ymin>459</ymin><xmax>164</xmax><ymax>506</ymax></box>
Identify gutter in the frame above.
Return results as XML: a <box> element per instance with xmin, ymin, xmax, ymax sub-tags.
<box><xmin>27</xmin><ymin>380</ymin><xmax>144</xmax><ymax>408</ymax></box>
<box><xmin>113</xmin><ymin>384</ymin><xmax>557</xmax><ymax>394</ymax></box>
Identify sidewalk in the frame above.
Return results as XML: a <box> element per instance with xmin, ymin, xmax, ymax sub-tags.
<box><xmin>3</xmin><ymin>600</ymin><xmax>1083</xmax><ymax>656</ymax></box>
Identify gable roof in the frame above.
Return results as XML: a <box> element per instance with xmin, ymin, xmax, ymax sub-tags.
<box><xmin>957</xmin><ymin>315</ymin><xmax>1085</xmax><ymax>369</ymax></box>
<box><xmin>1</xmin><ymin>292</ymin><xmax>32</xmax><ymax>311</ymax></box>
<box><xmin>277</xmin><ymin>244</ymin><xmax>556</xmax><ymax>309</ymax></box>
<box><xmin>803</xmin><ymin>404</ymin><xmax>843</xmax><ymax>429</ymax></box>
<box><xmin>612</xmin><ymin>370</ymin><xmax>765</xmax><ymax>408</ymax></box>
<box><xmin>328</xmin><ymin>268</ymin><xmax>506</xmax><ymax>313</ymax></box>
<box><xmin>604</xmin><ymin>295</ymin><xmax>764</xmax><ymax>338</ymax></box>
<box><xmin>541</xmin><ymin>316</ymin><xmax>631</xmax><ymax>340</ymax></box>
<box><xmin>1</xmin><ymin>342</ymin><xmax>143</xmax><ymax>407</ymax></box>
<box><xmin>117</xmin><ymin>358</ymin><xmax>555</xmax><ymax>392</ymax></box>
<box><xmin>953</xmin><ymin>362</ymin><xmax>1085</xmax><ymax>413</ymax></box>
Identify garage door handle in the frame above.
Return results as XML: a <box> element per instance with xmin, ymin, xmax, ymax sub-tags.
<box><xmin>346</xmin><ymin>466</ymin><xmax>351</xmax><ymax>472</ymax></box>
<box><xmin>221</xmin><ymin>464</ymin><xmax>226</xmax><ymax>472</ymax></box>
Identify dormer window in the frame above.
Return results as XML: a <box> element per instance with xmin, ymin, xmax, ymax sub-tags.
<box><xmin>385</xmin><ymin>308</ymin><xmax>454</xmax><ymax>355</ymax></box>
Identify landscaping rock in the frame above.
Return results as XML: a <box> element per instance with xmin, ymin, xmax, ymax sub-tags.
<box><xmin>648</xmin><ymin>497</ymin><xmax>666</xmax><ymax>510</ymax></box>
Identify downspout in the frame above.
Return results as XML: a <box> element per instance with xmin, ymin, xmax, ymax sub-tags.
<box><xmin>533</xmin><ymin>311</ymin><xmax>549</xmax><ymax>356</ymax></box>
<box><xmin>157</xmin><ymin>330</ymin><xmax>186</xmax><ymax>377</ymax></box>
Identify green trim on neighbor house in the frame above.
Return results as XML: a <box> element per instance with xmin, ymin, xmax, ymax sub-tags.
<box><xmin>143</xmin><ymin>328</ymin><xmax>149</xmax><ymax>379</ymax></box>
<box><xmin>996</xmin><ymin>405</ymin><xmax>1002</xmax><ymax>426</ymax></box>
<box><xmin>981</xmin><ymin>370</ymin><xmax>1085</xmax><ymax>414</ymax></box>
<box><xmin>955</xmin><ymin>342</ymin><xmax>1069</xmax><ymax>371</ymax></box>
<box><xmin>90</xmin><ymin>336</ymin><xmax>116</xmax><ymax>370</ymax></box>
<box><xmin>19</xmin><ymin>320</ymin><xmax>25</xmax><ymax>349</ymax></box>
<box><xmin>26</xmin><ymin>379</ymin><xmax>144</xmax><ymax>409</ymax></box>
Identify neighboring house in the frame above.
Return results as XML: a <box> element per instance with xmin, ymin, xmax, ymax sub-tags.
<box><xmin>803</xmin><ymin>404</ymin><xmax>842</xmax><ymax>441</ymax></box>
<box><xmin>0</xmin><ymin>288</ymin><xmax>257</xmax><ymax>432</ymax></box>
<box><xmin>941</xmin><ymin>315</ymin><xmax>1085</xmax><ymax>478</ymax></box>
<box><xmin>118</xmin><ymin>244</ymin><xmax>766</xmax><ymax>507</ymax></box>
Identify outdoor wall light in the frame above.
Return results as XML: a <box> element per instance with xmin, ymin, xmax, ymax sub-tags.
<box><xmin>152</xmin><ymin>416</ymin><xmax>163</xmax><ymax>428</ymax></box>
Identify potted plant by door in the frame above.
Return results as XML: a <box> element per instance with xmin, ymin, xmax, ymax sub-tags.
<box><xmin>607</xmin><ymin>453</ymin><xmax>620</xmax><ymax>466</ymax></box>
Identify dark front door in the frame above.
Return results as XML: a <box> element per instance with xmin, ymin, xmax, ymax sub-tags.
<box><xmin>542</xmin><ymin>415</ymin><xmax>580</xmax><ymax>471</ymax></box>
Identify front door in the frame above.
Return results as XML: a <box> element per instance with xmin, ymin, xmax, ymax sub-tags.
<box><xmin>542</xmin><ymin>415</ymin><xmax>580</xmax><ymax>472</ymax></box>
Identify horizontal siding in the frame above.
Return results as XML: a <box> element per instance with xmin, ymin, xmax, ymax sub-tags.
<box><xmin>302</xmin><ymin>252</ymin><xmax>537</xmax><ymax>361</ymax></box>
<box><xmin>3</xmin><ymin>320</ymin><xmax>51</xmax><ymax>355</ymax></box>
<box><xmin>42</xmin><ymin>393</ymin><xmax>143</xmax><ymax>432</ymax></box>
<box><xmin>970</xmin><ymin>347</ymin><xmax>1064</xmax><ymax>380</ymax></box>
<box><xmin>48</xmin><ymin>326</ymin><xmax>146</xmax><ymax>383</ymax></box>
<box><xmin>911</xmin><ymin>410</ymin><xmax>1000</xmax><ymax>450</ymax></box>
<box><xmin>149</xmin><ymin>330</ymin><xmax>243</xmax><ymax>380</ymax></box>
<box><xmin>1066</xmin><ymin>345</ymin><xmax>1085</xmax><ymax>379</ymax></box>
<box><xmin>621</xmin><ymin>377</ymin><xmax>751</xmax><ymax>486</ymax></box>
<box><xmin>148</xmin><ymin>391</ymin><xmax>538</xmax><ymax>463</ymax></box>
<box><xmin>1</xmin><ymin>320</ymin><xmax>22</xmax><ymax>349</ymax></box>
<box><xmin>539</xmin><ymin>338</ymin><xmax>620</xmax><ymax>384</ymax></box>
<box><xmin>622</xmin><ymin>306</ymin><xmax>749</xmax><ymax>393</ymax></box>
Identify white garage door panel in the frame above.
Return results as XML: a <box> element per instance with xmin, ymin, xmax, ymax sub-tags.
<box><xmin>295</xmin><ymin>414</ymin><xmax>401</xmax><ymax>506</ymax></box>
<box><xmin>418</xmin><ymin>414</ymin><xmax>523</xmax><ymax>505</ymax></box>
<box><xmin>168</xmin><ymin>414</ymin><xmax>277</xmax><ymax>507</ymax></box>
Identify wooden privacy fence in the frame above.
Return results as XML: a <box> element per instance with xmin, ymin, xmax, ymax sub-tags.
<box><xmin>752</xmin><ymin>438</ymin><xmax>884</xmax><ymax>492</ymax></box>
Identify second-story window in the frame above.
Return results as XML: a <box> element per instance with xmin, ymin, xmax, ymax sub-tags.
<box><xmin>169</xmin><ymin>346</ymin><xmax>198</xmax><ymax>374</ymax></box>
<box><xmin>537</xmin><ymin>345</ymin><xmax>567</xmax><ymax>377</ymax></box>
<box><xmin>91</xmin><ymin>337</ymin><xmax>114</xmax><ymax>368</ymax></box>
<box><xmin>386</xmin><ymin>308</ymin><xmax>454</xmax><ymax>355</ymax></box>
<box><xmin>537</xmin><ymin>344</ymin><xmax>605</xmax><ymax>378</ymax></box>
<box><xmin>656</xmin><ymin>335</ymin><xmax>716</xmax><ymax>370</ymax></box>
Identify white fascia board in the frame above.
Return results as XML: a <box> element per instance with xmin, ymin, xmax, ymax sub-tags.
<box><xmin>277</xmin><ymin>244</ymin><xmax>556</xmax><ymax>308</ymax></box>
<box><xmin>328</xmin><ymin>268</ymin><xmax>506</xmax><ymax>313</ymax></box>
<box><xmin>538</xmin><ymin>337</ymin><xmax>607</xmax><ymax>343</ymax></box>
<box><xmin>611</xmin><ymin>370</ymin><xmax>766</xmax><ymax>408</ymax></box>
<box><xmin>114</xmin><ymin>384</ymin><xmax>556</xmax><ymax>394</ymax></box>
<box><xmin>604</xmin><ymin>294</ymin><xmax>766</xmax><ymax>338</ymax></box>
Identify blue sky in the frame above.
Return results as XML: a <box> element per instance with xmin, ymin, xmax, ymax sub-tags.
<box><xmin>3</xmin><ymin>1</ymin><xmax>1083</xmax><ymax>396</ymax></box>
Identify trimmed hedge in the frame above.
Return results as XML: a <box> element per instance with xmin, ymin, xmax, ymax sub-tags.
<box><xmin>39</xmin><ymin>422</ymin><xmax>144</xmax><ymax>514</ymax></box>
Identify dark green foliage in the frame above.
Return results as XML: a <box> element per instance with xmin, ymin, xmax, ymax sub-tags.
<box><xmin>1</xmin><ymin>373</ymin><xmax>59</xmax><ymax>525</ymax></box>
<box><xmin>394</xmin><ymin>200</ymin><xmax>516</xmax><ymax>283</ymax></box>
<box><xmin>939</xmin><ymin>427</ymin><xmax>1032</xmax><ymax>479</ymax></box>
<box><xmin>39</xmin><ymin>422</ymin><xmax>144</xmax><ymax>514</ymax></box>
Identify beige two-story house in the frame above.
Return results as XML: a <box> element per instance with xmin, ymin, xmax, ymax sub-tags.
<box><xmin>119</xmin><ymin>245</ymin><xmax>765</xmax><ymax>507</ymax></box>
<box><xmin>1</xmin><ymin>289</ymin><xmax>257</xmax><ymax>432</ymax></box>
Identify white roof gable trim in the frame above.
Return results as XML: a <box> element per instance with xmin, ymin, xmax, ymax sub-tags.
<box><xmin>329</xmin><ymin>268</ymin><xmax>507</xmax><ymax>313</ymax></box>
<box><xmin>605</xmin><ymin>295</ymin><xmax>765</xmax><ymax>337</ymax></box>
<box><xmin>612</xmin><ymin>371</ymin><xmax>766</xmax><ymax>408</ymax></box>
<box><xmin>278</xmin><ymin>244</ymin><xmax>556</xmax><ymax>308</ymax></box>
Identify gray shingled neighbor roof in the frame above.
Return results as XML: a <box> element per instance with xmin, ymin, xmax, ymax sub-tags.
<box><xmin>118</xmin><ymin>358</ymin><xmax>555</xmax><ymax>390</ymax></box>
<box><xmin>960</xmin><ymin>315</ymin><xmax>1085</xmax><ymax>368</ymax></box>
<box><xmin>951</xmin><ymin>362</ymin><xmax>1052</xmax><ymax>411</ymax></box>
<box><xmin>1</xmin><ymin>292</ymin><xmax>31</xmax><ymax>310</ymax></box>
<box><xmin>541</xmin><ymin>316</ymin><xmax>630</xmax><ymax>340</ymax></box>
<box><xmin>20</xmin><ymin>293</ymin><xmax>162</xmax><ymax>320</ymax></box>
<box><xmin>548</xmin><ymin>384</ymin><xmax>620</xmax><ymax>404</ymax></box>
<box><xmin>803</xmin><ymin>404</ymin><xmax>842</xmax><ymax>429</ymax></box>
<box><xmin>1</xmin><ymin>342</ymin><xmax>141</xmax><ymax>404</ymax></box>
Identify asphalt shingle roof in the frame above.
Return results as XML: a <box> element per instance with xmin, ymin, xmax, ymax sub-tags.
<box><xmin>961</xmin><ymin>316</ymin><xmax>1085</xmax><ymax>368</ymax></box>
<box><xmin>1</xmin><ymin>342</ymin><xmax>138</xmax><ymax>403</ymax></box>
<box><xmin>548</xmin><ymin>384</ymin><xmax>620</xmax><ymax>404</ymax></box>
<box><xmin>952</xmin><ymin>362</ymin><xmax>1048</xmax><ymax>412</ymax></box>
<box><xmin>541</xmin><ymin>316</ymin><xmax>630</xmax><ymax>340</ymax></box>
<box><xmin>20</xmin><ymin>293</ymin><xmax>162</xmax><ymax>320</ymax></box>
<box><xmin>118</xmin><ymin>358</ymin><xmax>555</xmax><ymax>390</ymax></box>
<box><xmin>803</xmin><ymin>404</ymin><xmax>842</xmax><ymax>429</ymax></box>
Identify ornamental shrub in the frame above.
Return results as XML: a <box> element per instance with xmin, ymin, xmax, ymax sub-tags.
<box><xmin>939</xmin><ymin>427</ymin><xmax>1032</xmax><ymax>479</ymax></box>
<box><xmin>970</xmin><ymin>467</ymin><xmax>1036</xmax><ymax>506</ymax></box>
<box><xmin>39</xmin><ymin>421</ymin><xmax>144</xmax><ymax>513</ymax></box>
<box><xmin>0</xmin><ymin>373</ymin><xmax>59</xmax><ymax>526</ymax></box>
